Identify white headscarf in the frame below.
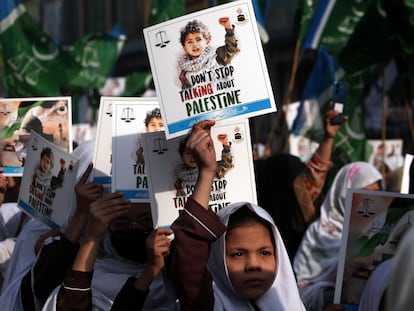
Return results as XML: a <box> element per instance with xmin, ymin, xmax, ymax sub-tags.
<box><xmin>0</xmin><ymin>202</ymin><xmax>21</xmax><ymax>241</ymax></box>
<box><xmin>293</xmin><ymin>162</ymin><xmax>382</xmax><ymax>309</ymax></box>
<box><xmin>207</xmin><ymin>202</ymin><xmax>306</xmax><ymax>311</ymax></box>
<box><xmin>386</xmin><ymin>225</ymin><xmax>414</xmax><ymax>311</ymax></box>
<box><xmin>358</xmin><ymin>258</ymin><xmax>391</xmax><ymax>311</ymax></box>
<box><xmin>0</xmin><ymin>219</ymin><xmax>48</xmax><ymax>310</ymax></box>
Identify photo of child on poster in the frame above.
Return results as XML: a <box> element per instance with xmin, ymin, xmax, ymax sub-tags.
<box><xmin>29</xmin><ymin>146</ymin><xmax>68</xmax><ymax>218</ymax></box>
<box><xmin>177</xmin><ymin>16</ymin><xmax>242</xmax><ymax>119</ymax></box>
<box><xmin>136</xmin><ymin>107</ymin><xmax>164</xmax><ymax>164</ymax></box>
<box><xmin>16</xmin><ymin>131</ymin><xmax>78</xmax><ymax>228</ymax></box>
<box><xmin>177</xmin><ymin>17</ymin><xmax>239</xmax><ymax>89</ymax></box>
<box><xmin>142</xmin><ymin>119</ymin><xmax>256</xmax><ymax>228</ymax></box>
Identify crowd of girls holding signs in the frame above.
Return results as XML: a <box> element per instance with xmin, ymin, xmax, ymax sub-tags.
<box><xmin>0</xmin><ymin>108</ymin><xmax>412</xmax><ymax>310</ymax></box>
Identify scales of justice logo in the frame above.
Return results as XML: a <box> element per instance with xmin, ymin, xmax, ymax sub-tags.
<box><xmin>120</xmin><ymin>106</ymin><xmax>136</xmax><ymax>123</ymax></box>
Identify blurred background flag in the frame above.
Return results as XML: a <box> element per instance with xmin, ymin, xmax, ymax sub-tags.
<box><xmin>0</xmin><ymin>0</ymin><xmax>125</xmax><ymax>96</ymax></box>
<box><xmin>296</xmin><ymin>0</ymin><xmax>315</xmax><ymax>42</ymax></box>
<box><xmin>251</xmin><ymin>0</ymin><xmax>271</xmax><ymax>44</ymax></box>
<box><xmin>302</xmin><ymin>0</ymin><xmax>374</xmax><ymax>53</ymax></box>
<box><xmin>302</xmin><ymin>0</ymin><xmax>335</xmax><ymax>49</ymax></box>
<box><xmin>63</xmin><ymin>32</ymin><xmax>125</xmax><ymax>89</ymax></box>
<box><xmin>0</xmin><ymin>0</ymin><xmax>66</xmax><ymax>96</ymax></box>
<box><xmin>122</xmin><ymin>72</ymin><xmax>153</xmax><ymax>97</ymax></box>
<box><xmin>291</xmin><ymin>46</ymin><xmax>339</xmax><ymax>138</ymax></box>
<box><xmin>149</xmin><ymin>0</ymin><xmax>185</xmax><ymax>25</ymax></box>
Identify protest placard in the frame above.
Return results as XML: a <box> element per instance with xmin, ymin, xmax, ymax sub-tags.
<box><xmin>142</xmin><ymin>118</ymin><xmax>257</xmax><ymax>228</ymax></box>
<box><xmin>17</xmin><ymin>131</ymin><xmax>79</xmax><ymax>228</ymax></box>
<box><xmin>0</xmin><ymin>97</ymin><xmax>72</xmax><ymax>176</ymax></box>
<box><xmin>111</xmin><ymin>97</ymin><xmax>161</xmax><ymax>202</ymax></box>
<box><xmin>143</xmin><ymin>0</ymin><xmax>276</xmax><ymax>139</ymax></box>
<box><xmin>334</xmin><ymin>189</ymin><xmax>414</xmax><ymax>309</ymax></box>
<box><xmin>93</xmin><ymin>97</ymin><xmax>114</xmax><ymax>193</ymax></box>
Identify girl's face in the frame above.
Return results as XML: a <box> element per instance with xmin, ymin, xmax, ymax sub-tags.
<box><xmin>146</xmin><ymin>117</ymin><xmax>164</xmax><ymax>132</ymax></box>
<box><xmin>183</xmin><ymin>32</ymin><xmax>209</xmax><ymax>59</ymax></box>
<box><xmin>225</xmin><ymin>222</ymin><xmax>276</xmax><ymax>300</ymax></box>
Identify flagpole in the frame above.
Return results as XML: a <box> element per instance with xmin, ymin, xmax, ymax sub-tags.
<box><xmin>381</xmin><ymin>67</ymin><xmax>387</xmax><ymax>180</ymax></box>
<box><xmin>266</xmin><ymin>38</ymin><xmax>302</xmax><ymax>153</ymax></box>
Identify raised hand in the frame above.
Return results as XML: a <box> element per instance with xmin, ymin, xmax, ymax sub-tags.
<box><xmin>87</xmin><ymin>192</ymin><xmax>130</xmax><ymax>242</ymax></box>
<box><xmin>187</xmin><ymin>120</ymin><xmax>217</xmax><ymax>174</ymax></box>
<box><xmin>187</xmin><ymin>120</ymin><xmax>217</xmax><ymax>209</ymax></box>
<box><xmin>74</xmin><ymin>163</ymin><xmax>104</xmax><ymax>217</ymax></box>
<box><xmin>325</xmin><ymin>102</ymin><xmax>348</xmax><ymax>139</ymax></box>
<box><xmin>145</xmin><ymin>228</ymin><xmax>173</xmax><ymax>275</ymax></box>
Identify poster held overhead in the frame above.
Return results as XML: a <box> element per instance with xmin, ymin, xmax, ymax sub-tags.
<box><xmin>111</xmin><ymin>97</ymin><xmax>161</xmax><ymax>202</ymax></box>
<box><xmin>143</xmin><ymin>0</ymin><xmax>276</xmax><ymax>139</ymax></box>
<box><xmin>142</xmin><ymin>118</ymin><xmax>257</xmax><ymax>228</ymax></box>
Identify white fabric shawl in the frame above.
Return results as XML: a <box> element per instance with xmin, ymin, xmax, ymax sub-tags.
<box><xmin>0</xmin><ymin>219</ymin><xmax>48</xmax><ymax>311</ymax></box>
<box><xmin>42</xmin><ymin>235</ymin><xmax>177</xmax><ymax>311</ymax></box>
<box><xmin>0</xmin><ymin>202</ymin><xmax>21</xmax><ymax>241</ymax></box>
<box><xmin>386</xmin><ymin>225</ymin><xmax>414</xmax><ymax>311</ymax></box>
<box><xmin>293</xmin><ymin>162</ymin><xmax>382</xmax><ymax>310</ymax></box>
<box><xmin>207</xmin><ymin>202</ymin><xmax>306</xmax><ymax>311</ymax></box>
<box><xmin>358</xmin><ymin>258</ymin><xmax>392</xmax><ymax>311</ymax></box>
<box><xmin>0</xmin><ymin>202</ymin><xmax>21</xmax><ymax>287</ymax></box>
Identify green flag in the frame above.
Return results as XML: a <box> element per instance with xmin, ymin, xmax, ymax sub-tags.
<box><xmin>0</xmin><ymin>2</ymin><xmax>66</xmax><ymax>96</ymax></box>
<box><xmin>64</xmin><ymin>33</ymin><xmax>125</xmax><ymax>89</ymax></box>
<box><xmin>149</xmin><ymin>0</ymin><xmax>185</xmax><ymax>25</ymax></box>
<box><xmin>338</xmin><ymin>0</ymin><xmax>390</xmax><ymax>74</ymax></box>
<box><xmin>296</xmin><ymin>0</ymin><xmax>314</xmax><ymax>41</ymax></box>
<box><xmin>122</xmin><ymin>72</ymin><xmax>153</xmax><ymax>96</ymax></box>
<box><xmin>303</xmin><ymin>0</ymin><xmax>375</xmax><ymax>53</ymax></box>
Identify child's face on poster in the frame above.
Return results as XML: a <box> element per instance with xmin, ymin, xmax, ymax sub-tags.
<box><xmin>182</xmin><ymin>149</ymin><xmax>197</xmax><ymax>169</ymax></box>
<box><xmin>40</xmin><ymin>154</ymin><xmax>53</xmax><ymax>173</ymax></box>
<box><xmin>146</xmin><ymin>117</ymin><xmax>164</xmax><ymax>132</ymax></box>
<box><xmin>183</xmin><ymin>32</ymin><xmax>210</xmax><ymax>59</ymax></box>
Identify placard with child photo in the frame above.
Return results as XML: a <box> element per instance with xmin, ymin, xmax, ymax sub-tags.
<box><xmin>111</xmin><ymin>97</ymin><xmax>162</xmax><ymax>202</ymax></box>
<box><xmin>141</xmin><ymin>118</ymin><xmax>256</xmax><ymax>228</ymax></box>
<box><xmin>334</xmin><ymin>189</ymin><xmax>414</xmax><ymax>309</ymax></box>
<box><xmin>17</xmin><ymin>131</ymin><xmax>79</xmax><ymax>228</ymax></box>
<box><xmin>143</xmin><ymin>0</ymin><xmax>276</xmax><ymax>139</ymax></box>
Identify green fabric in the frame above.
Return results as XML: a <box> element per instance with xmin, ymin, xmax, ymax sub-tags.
<box><xmin>149</xmin><ymin>0</ymin><xmax>185</xmax><ymax>25</ymax></box>
<box><xmin>63</xmin><ymin>33</ymin><xmax>125</xmax><ymax>89</ymax></box>
<box><xmin>0</xmin><ymin>6</ymin><xmax>66</xmax><ymax>96</ymax></box>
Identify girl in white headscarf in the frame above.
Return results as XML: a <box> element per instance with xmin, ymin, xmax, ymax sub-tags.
<box><xmin>171</xmin><ymin>120</ymin><xmax>306</xmax><ymax>311</ymax></box>
<box><xmin>293</xmin><ymin>162</ymin><xmax>383</xmax><ymax>311</ymax></box>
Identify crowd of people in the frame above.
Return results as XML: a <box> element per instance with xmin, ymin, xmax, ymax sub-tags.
<box><xmin>0</xmin><ymin>103</ymin><xmax>412</xmax><ymax>311</ymax></box>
